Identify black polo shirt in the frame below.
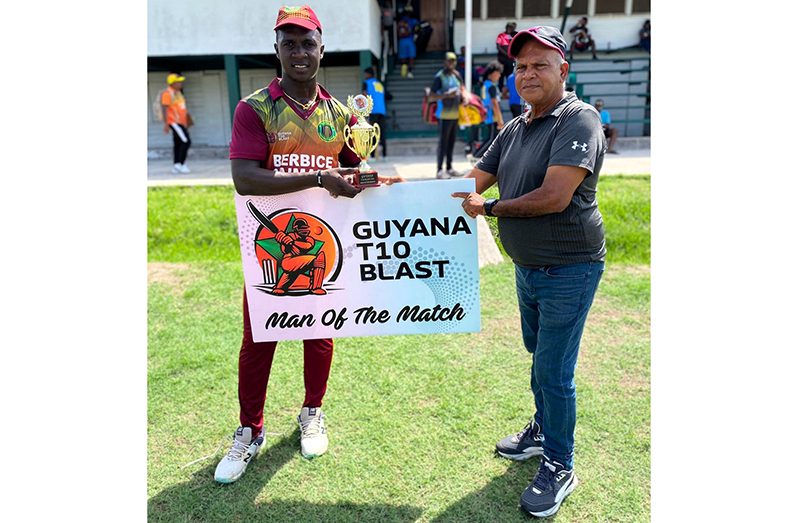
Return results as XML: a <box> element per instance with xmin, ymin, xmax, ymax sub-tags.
<box><xmin>476</xmin><ymin>91</ymin><xmax>607</xmax><ymax>267</ymax></box>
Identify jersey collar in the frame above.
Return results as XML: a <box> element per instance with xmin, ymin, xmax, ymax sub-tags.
<box><xmin>267</xmin><ymin>77</ymin><xmax>331</xmax><ymax>101</ymax></box>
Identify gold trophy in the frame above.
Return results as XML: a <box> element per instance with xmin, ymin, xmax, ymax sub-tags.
<box><xmin>343</xmin><ymin>94</ymin><xmax>381</xmax><ymax>187</ymax></box>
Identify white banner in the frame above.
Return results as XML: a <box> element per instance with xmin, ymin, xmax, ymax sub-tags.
<box><xmin>235</xmin><ymin>179</ymin><xmax>481</xmax><ymax>342</ymax></box>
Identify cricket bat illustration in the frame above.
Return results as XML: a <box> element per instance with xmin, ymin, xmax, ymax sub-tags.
<box><xmin>246</xmin><ymin>200</ymin><xmax>300</xmax><ymax>255</ymax></box>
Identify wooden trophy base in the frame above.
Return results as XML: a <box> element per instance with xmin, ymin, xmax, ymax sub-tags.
<box><xmin>355</xmin><ymin>170</ymin><xmax>380</xmax><ymax>188</ymax></box>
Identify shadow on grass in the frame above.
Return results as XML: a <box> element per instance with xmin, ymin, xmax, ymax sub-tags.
<box><xmin>148</xmin><ymin>429</ymin><xmax>423</xmax><ymax>522</ymax></box>
<box><xmin>431</xmin><ymin>457</ymin><xmax>568</xmax><ymax>522</ymax></box>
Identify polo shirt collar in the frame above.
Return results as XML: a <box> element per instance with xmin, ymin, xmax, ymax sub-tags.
<box><xmin>550</xmin><ymin>91</ymin><xmax>577</xmax><ymax>116</ymax></box>
<box><xmin>526</xmin><ymin>91</ymin><xmax>577</xmax><ymax>123</ymax></box>
<box><xmin>267</xmin><ymin>77</ymin><xmax>331</xmax><ymax>101</ymax></box>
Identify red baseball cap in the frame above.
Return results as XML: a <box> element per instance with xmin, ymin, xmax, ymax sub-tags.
<box><xmin>274</xmin><ymin>5</ymin><xmax>322</xmax><ymax>34</ymax></box>
<box><xmin>509</xmin><ymin>26</ymin><xmax>567</xmax><ymax>60</ymax></box>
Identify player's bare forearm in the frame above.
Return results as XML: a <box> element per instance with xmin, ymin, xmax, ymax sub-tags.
<box><xmin>232</xmin><ymin>159</ymin><xmax>361</xmax><ymax>198</ymax></box>
<box><xmin>232</xmin><ymin>159</ymin><xmax>318</xmax><ymax>195</ymax></box>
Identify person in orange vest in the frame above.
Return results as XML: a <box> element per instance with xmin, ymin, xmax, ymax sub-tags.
<box><xmin>161</xmin><ymin>73</ymin><xmax>193</xmax><ymax>173</ymax></box>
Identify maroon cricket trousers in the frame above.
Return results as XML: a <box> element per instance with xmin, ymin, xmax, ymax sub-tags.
<box><xmin>238</xmin><ymin>290</ymin><xmax>333</xmax><ymax>436</ymax></box>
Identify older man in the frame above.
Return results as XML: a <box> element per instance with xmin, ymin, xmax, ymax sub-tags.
<box><xmin>452</xmin><ymin>26</ymin><xmax>606</xmax><ymax>517</ymax></box>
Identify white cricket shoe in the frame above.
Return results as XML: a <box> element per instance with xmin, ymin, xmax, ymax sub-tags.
<box><xmin>178</xmin><ymin>163</ymin><xmax>191</xmax><ymax>173</ymax></box>
<box><xmin>171</xmin><ymin>164</ymin><xmax>181</xmax><ymax>174</ymax></box>
<box><xmin>297</xmin><ymin>407</ymin><xmax>328</xmax><ymax>459</ymax></box>
<box><xmin>436</xmin><ymin>169</ymin><xmax>451</xmax><ymax>179</ymax></box>
<box><xmin>214</xmin><ymin>426</ymin><xmax>264</xmax><ymax>484</ymax></box>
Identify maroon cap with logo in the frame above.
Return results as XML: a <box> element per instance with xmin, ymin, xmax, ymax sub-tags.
<box><xmin>508</xmin><ymin>26</ymin><xmax>567</xmax><ymax>60</ymax></box>
<box><xmin>274</xmin><ymin>5</ymin><xmax>322</xmax><ymax>34</ymax></box>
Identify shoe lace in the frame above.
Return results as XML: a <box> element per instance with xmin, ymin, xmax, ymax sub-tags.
<box><xmin>533</xmin><ymin>459</ymin><xmax>557</xmax><ymax>492</ymax></box>
<box><xmin>300</xmin><ymin>414</ymin><xmax>322</xmax><ymax>437</ymax></box>
<box><xmin>226</xmin><ymin>438</ymin><xmax>249</xmax><ymax>460</ymax></box>
<box><xmin>515</xmin><ymin>419</ymin><xmax>534</xmax><ymax>441</ymax></box>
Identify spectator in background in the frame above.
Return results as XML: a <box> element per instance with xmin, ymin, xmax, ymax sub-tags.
<box><xmin>428</xmin><ymin>51</ymin><xmax>465</xmax><ymax>179</ymax></box>
<box><xmin>639</xmin><ymin>20</ymin><xmax>650</xmax><ymax>53</ymax></box>
<box><xmin>594</xmin><ymin>99</ymin><xmax>619</xmax><ymax>154</ymax></box>
<box><xmin>568</xmin><ymin>17</ymin><xmax>597</xmax><ymax>60</ymax></box>
<box><xmin>460</xmin><ymin>52</ymin><xmax>486</xmax><ymax>161</ymax></box>
<box><xmin>380</xmin><ymin>1</ymin><xmax>395</xmax><ymax>55</ymax></box>
<box><xmin>457</xmin><ymin>45</ymin><xmax>481</xmax><ymax>92</ymax></box>
<box><xmin>456</xmin><ymin>45</ymin><xmax>466</xmax><ymax>81</ymax></box>
<box><xmin>161</xmin><ymin>73</ymin><xmax>193</xmax><ymax>173</ymax></box>
<box><xmin>505</xmin><ymin>71</ymin><xmax>523</xmax><ymax>118</ymax></box>
<box><xmin>496</xmin><ymin>22</ymin><xmax>518</xmax><ymax>90</ymax></box>
<box><xmin>473</xmin><ymin>61</ymin><xmax>504</xmax><ymax>159</ymax></box>
<box><xmin>397</xmin><ymin>6</ymin><xmax>419</xmax><ymax>78</ymax></box>
<box><xmin>362</xmin><ymin>67</ymin><xmax>388</xmax><ymax>158</ymax></box>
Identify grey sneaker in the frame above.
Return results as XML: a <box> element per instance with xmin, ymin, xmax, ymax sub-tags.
<box><xmin>447</xmin><ymin>168</ymin><xmax>464</xmax><ymax>177</ymax></box>
<box><xmin>436</xmin><ymin>169</ymin><xmax>451</xmax><ymax>179</ymax></box>
<box><xmin>214</xmin><ymin>426</ymin><xmax>265</xmax><ymax>484</ymax></box>
<box><xmin>298</xmin><ymin>407</ymin><xmax>328</xmax><ymax>459</ymax></box>
<box><xmin>495</xmin><ymin>419</ymin><xmax>544</xmax><ymax>460</ymax></box>
<box><xmin>520</xmin><ymin>456</ymin><xmax>577</xmax><ymax>517</ymax></box>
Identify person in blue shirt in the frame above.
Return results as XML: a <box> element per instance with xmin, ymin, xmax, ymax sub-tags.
<box><xmin>397</xmin><ymin>6</ymin><xmax>419</xmax><ymax>78</ymax></box>
<box><xmin>473</xmin><ymin>61</ymin><xmax>504</xmax><ymax>159</ymax></box>
<box><xmin>505</xmin><ymin>71</ymin><xmax>523</xmax><ymax>118</ymax></box>
<box><xmin>362</xmin><ymin>67</ymin><xmax>388</xmax><ymax>158</ymax></box>
<box><xmin>594</xmin><ymin>99</ymin><xmax>619</xmax><ymax>153</ymax></box>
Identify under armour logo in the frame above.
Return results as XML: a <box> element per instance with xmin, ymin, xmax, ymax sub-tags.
<box><xmin>572</xmin><ymin>141</ymin><xmax>588</xmax><ymax>152</ymax></box>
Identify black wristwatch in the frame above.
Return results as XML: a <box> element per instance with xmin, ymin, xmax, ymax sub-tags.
<box><xmin>483</xmin><ymin>198</ymin><xmax>499</xmax><ymax>217</ymax></box>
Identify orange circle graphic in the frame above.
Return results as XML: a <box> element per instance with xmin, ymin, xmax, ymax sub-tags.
<box><xmin>254</xmin><ymin>211</ymin><xmax>340</xmax><ymax>286</ymax></box>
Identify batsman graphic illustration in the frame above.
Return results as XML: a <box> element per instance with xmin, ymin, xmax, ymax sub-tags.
<box><xmin>247</xmin><ymin>201</ymin><xmax>328</xmax><ymax>296</ymax></box>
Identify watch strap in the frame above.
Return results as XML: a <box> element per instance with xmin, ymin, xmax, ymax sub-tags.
<box><xmin>484</xmin><ymin>198</ymin><xmax>498</xmax><ymax>217</ymax></box>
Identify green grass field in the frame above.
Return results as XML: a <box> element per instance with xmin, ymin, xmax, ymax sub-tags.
<box><xmin>148</xmin><ymin>176</ymin><xmax>650</xmax><ymax>522</ymax></box>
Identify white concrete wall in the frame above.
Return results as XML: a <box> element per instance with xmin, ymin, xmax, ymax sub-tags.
<box><xmin>454</xmin><ymin>14</ymin><xmax>650</xmax><ymax>55</ymax></box>
<box><xmin>149</xmin><ymin>0</ymin><xmax>381</xmax><ymax>57</ymax></box>
<box><xmin>148</xmin><ymin>66</ymin><xmax>362</xmax><ymax>148</ymax></box>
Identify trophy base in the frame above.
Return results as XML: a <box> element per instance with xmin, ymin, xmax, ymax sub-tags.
<box><xmin>355</xmin><ymin>170</ymin><xmax>380</xmax><ymax>188</ymax></box>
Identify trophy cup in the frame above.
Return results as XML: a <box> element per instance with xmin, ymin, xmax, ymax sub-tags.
<box><xmin>343</xmin><ymin>94</ymin><xmax>381</xmax><ymax>188</ymax></box>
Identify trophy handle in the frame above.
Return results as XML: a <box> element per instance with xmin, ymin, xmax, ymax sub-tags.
<box><xmin>371</xmin><ymin>123</ymin><xmax>381</xmax><ymax>154</ymax></box>
<box><xmin>343</xmin><ymin>125</ymin><xmax>356</xmax><ymax>153</ymax></box>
